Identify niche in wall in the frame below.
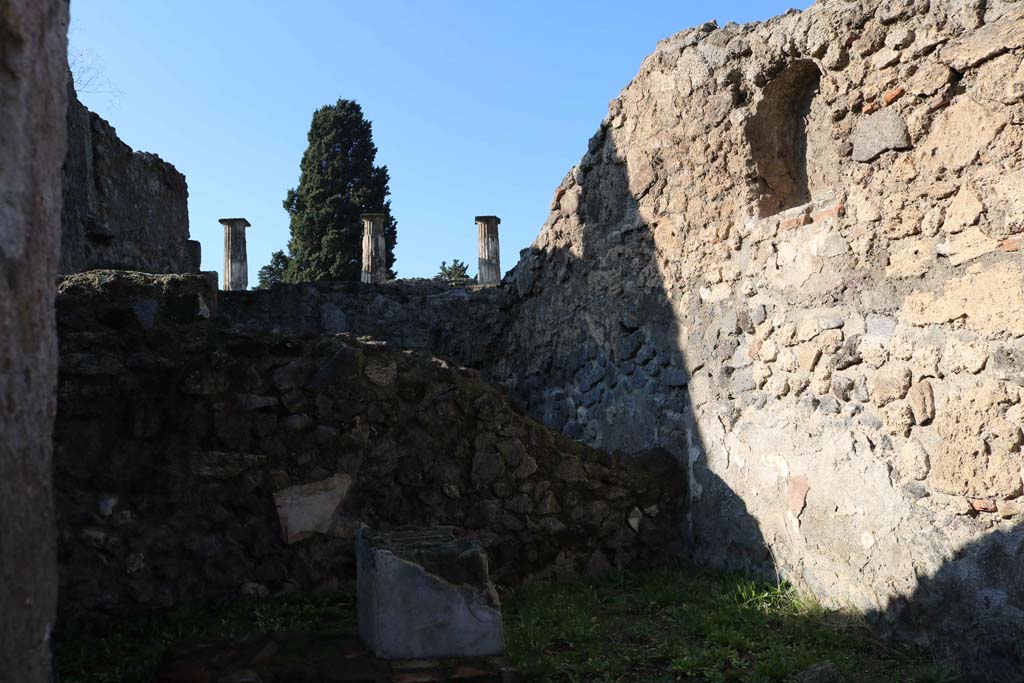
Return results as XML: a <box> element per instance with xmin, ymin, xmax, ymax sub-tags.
<box><xmin>746</xmin><ymin>60</ymin><xmax>837</xmax><ymax>217</ymax></box>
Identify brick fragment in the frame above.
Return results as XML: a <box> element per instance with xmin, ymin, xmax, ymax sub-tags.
<box><xmin>883</xmin><ymin>86</ymin><xmax>906</xmax><ymax>105</ymax></box>
<box><xmin>969</xmin><ymin>498</ymin><xmax>997</xmax><ymax>513</ymax></box>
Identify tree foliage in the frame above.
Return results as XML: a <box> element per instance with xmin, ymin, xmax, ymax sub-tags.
<box><xmin>436</xmin><ymin>259</ymin><xmax>473</xmax><ymax>283</ymax></box>
<box><xmin>256</xmin><ymin>250</ymin><xmax>291</xmax><ymax>289</ymax></box>
<box><xmin>282</xmin><ymin>99</ymin><xmax>396</xmax><ymax>282</ymax></box>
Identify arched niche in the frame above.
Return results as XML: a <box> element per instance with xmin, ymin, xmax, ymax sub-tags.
<box><xmin>745</xmin><ymin>60</ymin><xmax>838</xmax><ymax>217</ymax></box>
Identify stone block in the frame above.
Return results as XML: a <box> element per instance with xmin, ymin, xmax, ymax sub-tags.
<box><xmin>357</xmin><ymin>527</ymin><xmax>503</xmax><ymax>659</ymax></box>
<box><xmin>919</xmin><ymin>96</ymin><xmax>1007</xmax><ymax>171</ymax></box>
<box><xmin>852</xmin><ymin>109</ymin><xmax>911</xmax><ymax>162</ymax></box>
<box><xmin>273</xmin><ymin>474</ymin><xmax>352</xmax><ymax>544</ymax></box>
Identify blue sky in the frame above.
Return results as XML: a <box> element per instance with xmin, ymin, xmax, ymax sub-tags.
<box><xmin>70</xmin><ymin>1</ymin><xmax>808</xmax><ymax>284</ymax></box>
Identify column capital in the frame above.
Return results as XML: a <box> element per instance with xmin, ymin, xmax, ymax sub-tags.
<box><xmin>218</xmin><ymin>217</ymin><xmax>251</xmax><ymax>229</ymax></box>
<box><xmin>474</xmin><ymin>215</ymin><xmax>501</xmax><ymax>225</ymax></box>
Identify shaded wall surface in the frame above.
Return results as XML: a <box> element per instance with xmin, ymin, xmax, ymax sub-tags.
<box><xmin>0</xmin><ymin>1</ymin><xmax>68</xmax><ymax>681</ymax></box>
<box><xmin>486</xmin><ymin>1</ymin><xmax>1024</xmax><ymax>677</ymax></box>
<box><xmin>61</xmin><ymin>91</ymin><xmax>197</xmax><ymax>275</ymax></box>
<box><xmin>54</xmin><ymin>271</ymin><xmax>683</xmax><ymax>623</ymax></box>
<box><xmin>219</xmin><ymin>279</ymin><xmax>511</xmax><ymax>370</ymax></box>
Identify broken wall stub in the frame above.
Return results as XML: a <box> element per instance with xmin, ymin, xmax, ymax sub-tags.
<box><xmin>61</xmin><ymin>90</ymin><xmax>197</xmax><ymax>275</ymax></box>
<box><xmin>493</xmin><ymin>1</ymin><xmax>1024</xmax><ymax>675</ymax></box>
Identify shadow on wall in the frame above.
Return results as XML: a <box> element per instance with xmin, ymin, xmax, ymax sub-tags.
<box><xmin>501</xmin><ymin>130</ymin><xmax>1023</xmax><ymax>679</ymax></box>
<box><xmin>501</xmin><ymin>132</ymin><xmax>777</xmax><ymax>581</ymax></box>
<box><xmin>873</xmin><ymin>524</ymin><xmax>1024</xmax><ymax>682</ymax></box>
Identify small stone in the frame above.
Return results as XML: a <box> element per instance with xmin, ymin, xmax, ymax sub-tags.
<box><xmin>798</xmin><ymin>345</ymin><xmax>822</xmax><ymax>372</ymax></box>
<box><xmin>832</xmin><ymin>375</ymin><xmax>855</xmax><ymax>401</ymax></box>
<box><xmin>240</xmin><ymin>582</ymin><xmax>269</xmax><ymax>599</ymax></box>
<box><xmin>472</xmin><ymin>448</ymin><xmax>505</xmax><ymax>485</ymax></box>
<box><xmin>898</xmin><ymin>439</ymin><xmax>931</xmax><ymax>480</ymax></box>
<box><xmin>281</xmin><ymin>414</ymin><xmax>313</xmax><ymax>432</ymax></box>
<box><xmin>663</xmin><ymin>366</ymin><xmax>689</xmax><ymax>386</ymax></box>
<box><xmin>870</xmin><ymin>365</ymin><xmax>913</xmax><ymax>406</ymax></box>
<box><xmin>852</xmin><ymin>109</ymin><xmax>912</xmax><ymax>162</ymax></box>
<box><xmin>832</xmin><ymin>335</ymin><xmax>862</xmax><ymax>370</ymax></box>
<box><xmin>882</xmin><ymin>401</ymin><xmax>915</xmax><ymax>437</ymax></box>
<box><xmin>944</xmin><ymin>187</ymin><xmax>983</xmax><ymax>234</ymax></box>
<box><xmin>907</xmin><ymin>380</ymin><xmax>936</xmax><ymax>425</ymax></box>
<box><xmin>627</xmin><ymin>507</ymin><xmax>642</xmax><ymax>533</ymax></box>
<box><xmin>796</xmin><ymin>317</ymin><xmax>820</xmax><ymax>342</ymax></box>
<box><xmin>997</xmin><ymin>499</ymin><xmax>1023</xmax><ymax>518</ymax></box>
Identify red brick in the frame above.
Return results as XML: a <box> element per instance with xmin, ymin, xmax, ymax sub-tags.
<box><xmin>863</xmin><ymin>101</ymin><xmax>881</xmax><ymax>114</ymax></box>
<box><xmin>883</xmin><ymin>86</ymin><xmax>906</xmax><ymax>105</ymax></box>
<box><xmin>812</xmin><ymin>203</ymin><xmax>847</xmax><ymax>222</ymax></box>
<box><xmin>1002</xmin><ymin>237</ymin><xmax>1023</xmax><ymax>252</ymax></box>
<box><xmin>779</xmin><ymin>213</ymin><xmax>812</xmax><ymax>230</ymax></box>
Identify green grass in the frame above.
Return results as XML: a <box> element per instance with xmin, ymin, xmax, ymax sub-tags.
<box><xmin>54</xmin><ymin>567</ymin><xmax>959</xmax><ymax>683</ymax></box>
<box><xmin>502</xmin><ymin>568</ymin><xmax>958</xmax><ymax>682</ymax></box>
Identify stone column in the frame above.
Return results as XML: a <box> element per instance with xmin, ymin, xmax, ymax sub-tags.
<box><xmin>0</xmin><ymin>2</ymin><xmax>69</xmax><ymax>682</ymax></box>
<box><xmin>218</xmin><ymin>218</ymin><xmax>250</xmax><ymax>291</ymax></box>
<box><xmin>475</xmin><ymin>215</ymin><xmax>501</xmax><ymax>286</ymax></box>
<box><xmin>361</xmin><ymin>213</ymin><xmax>389</xmax><ymax>284</ymax></box>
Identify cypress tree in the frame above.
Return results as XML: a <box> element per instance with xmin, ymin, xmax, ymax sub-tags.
<box><xmin>283</xmin><ymin>99</ymin><xmax>397</xmax><ymax>282</ymax></box>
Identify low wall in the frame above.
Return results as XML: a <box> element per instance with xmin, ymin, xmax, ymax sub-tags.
<box><xmin>218</xmin><ymin>279</ymin><xmax>510</xmax><ymax>370</ymax></box>
<box><xmin>54</xmin><ymin>271</ymin><xmax>684</xmax><ymax>623</ymax></box>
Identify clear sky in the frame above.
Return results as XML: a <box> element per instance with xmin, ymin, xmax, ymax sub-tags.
<box><xmin>70</xmin><ymin>1</ymin><xmax>809</xmax><ymax>285</ymax></box>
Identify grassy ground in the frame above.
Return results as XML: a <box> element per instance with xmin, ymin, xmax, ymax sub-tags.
<box><xmin>55</xmin><ymin>566</ymin><xmax>959</xmax><ymax>683</ymax></box>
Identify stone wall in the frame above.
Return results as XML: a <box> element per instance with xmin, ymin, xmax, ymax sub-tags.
<box><xmin>491</xmin><ymin>1</ymin><xmax>1024</xmax><ymax>675</ymax></box>
<box><xmin>218</xmin><ymin>279</ymin><xmax>511</xmax><ymax>370</ymax></box>
<box><xmin>0</xmin><ymin>1</ymin><xmax>68</xmax><ymax>680</ymax></box>
<box><xmin>54</xmin><ymin>272</ymin><xmax>683</xmax><ymax>623</ymax></box>
<box><xmin>61</xmin><ymin>90</ymin><xmax>198</xmax><ymax>275</ymax></box>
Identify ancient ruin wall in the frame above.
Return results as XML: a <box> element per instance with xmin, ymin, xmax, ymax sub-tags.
<box><xmin>497</xmin><ymin>0</ymin><xmax>1024</xmax><ymax>672</ymax></box>
<box><xmin>54</xmin><ymin>272</ymin><xmax>682</xmax><ymax>622</ymax></box>
<box><xmin>0</xmin><ymin>1</ymin><xmax>68</xmax><ymax>680</ymax></box>
<box><xmin>218</xmin><ymin>279</ymin><xmax>510</xmax><ymax>369</ymax></box>
<box><xmin>61</xmin><ymin>91</ymin><xmax>198</xmax><ymax>275</ymax></box>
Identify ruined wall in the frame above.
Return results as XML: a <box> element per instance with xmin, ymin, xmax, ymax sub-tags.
<box><xmin>0</xmin><ymin>1</ymin><xmax>69</xmax><ymax>680</ymax></box>
<box><xmin>219</xmin><ymin>279</ymin><xmax>511</xmax><ymax>370</ymax></box>
<box><xmin>61</xmin><ymin>91</ymin><xmax>198</xmax><ymax>275</ymax></box>
<box><xmin>495</xmin><ymin>0</ymin><xmax>1024</xmax><ymax>674</ymax></box>
<box><xmin>54</xmin><ymin>272</ymin><xmax>682</xmax><ymax>622</ymax></box>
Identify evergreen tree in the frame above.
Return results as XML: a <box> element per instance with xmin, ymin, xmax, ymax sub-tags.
<box><xmin>436</xmin><ymin>258</ymin><xmax>472</xmax><ymax>283</ymax></box>
<box><xmin>283</xmin><ymin>99</ymin><xmax>397</xmax><ymax>282</ymax></box>
<box><xmin>256</xmin><ymin>250</ymin><xmax>290</xmax><ymax>289</ymax></box>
